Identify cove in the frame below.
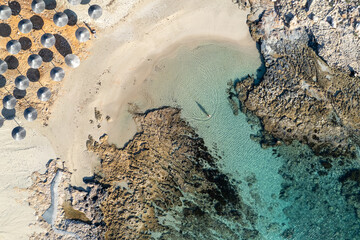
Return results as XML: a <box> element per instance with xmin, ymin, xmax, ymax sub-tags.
<box><xmin>109</xmin><ymin>41</ymin><xmax>360</xmax><ymax>239</ymax></box>
<box><xmin>109</xmin><ymin>41</ymin><xmax>288</xmax><ymax>238</ymax></box>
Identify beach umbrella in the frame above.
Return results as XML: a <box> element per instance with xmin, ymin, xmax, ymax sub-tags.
<box><xmin>0</xmin><ymin>60</ymin><xmax>8</xmax><ymax>74</ymax></box>
<box><xmin>37</xmin><ymin>87</ymin><xmax>51</xmax><ymax>101</ymax></box>
<box><xmin>88</xmin><ymin>5</ymin><xmax>102</xmax><ymax>20</ymax></box>
<box><xmin>31</xmin><ymin>0</ymin><xmax>45</xmax><ymax>14</ymax></box>
<box><xmin>53</xmin><ymin>12</ymin><xmax>68</xmax><ymax>27</ymax></box>
<box><xmin>68</xmin><ymin>0</ymin><xmax>81</xmax><ymax>5</ymax></box>
<box><xmin>12</xmin><ymin>126</ymin><xmax>26</xmax><ymax>140</ymax></box>
<box><xmin>41</xmin><ymin>33</ymin><xmax>56</xmax><ymax>48</ymax></box>
<box><xmin>18</xmin><ymin>19</ymin><xmax>33</xmax><ymax>33</ymax></box>
<box><xmin>3</xmin><ymin>95</ymin><xmax>16</xmax><ymax>109</ymax></box>
<box><xmin>0</xmin><ymin>116</ymin><xmax>4</xmax><ymax>128</ymax></box>
<box><xmin>24</xmin><ymin>107</ymin><xmax>37</xmax><ymax>121</ymax></box>
<box><xmin>28</xmin><ymin>54</ymin><xmax>43</xmax><ymax>69</ymax></box>
<box><xmin>75</xmin><ymin>27</ymin><xmax>90</xmax><ymax>42</ymax></box>
<box><xmin>6</xmin><ymin>40</ymin><xmax>21</xmax><ymax>55</ymax></box>
<box><xmin>50</xmin><ymin>67</ymin><xmax>65</xmax><ymax>81</ymax></box>
<box><xmin>15</xmin><ymin>75</ymin><xmax>30</xmax><ymax>90</ymax></box>
<box><xmin>65</xmin><ymin>54</ymin><xmax>80</xmax><ymax>68</ymax></box>
<box><xmin>0</xmin><ymin>5</ymin><xmax>11</xmax><ymax>20</ymax></box>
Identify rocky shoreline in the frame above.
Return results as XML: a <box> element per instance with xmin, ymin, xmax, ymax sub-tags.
<box><xmin>232</xmin><ymin>0</ymin><xmax>360</xmax><ymax>157</ymax></box>
<box><xmin>29</xmin><ymin>107</ymin><xmax>261</xmax><ymax>239</ymax></box>
<box><xmin>28</xmin><ymin>159</ymin><xmax>106</xmax><ymax>240</ymax></box>
<box><xmin>27</xmin><ymin>1</ymin><xmax>360</xmax><ymax>239</ymax></box>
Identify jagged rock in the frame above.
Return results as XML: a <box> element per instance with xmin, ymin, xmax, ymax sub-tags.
<box><xmin>27</xmin><ymin>159</ymin><xmax>106</xmax><ymax>239</ymax></box>
<box><xmin>87</xmin><ymin>107</ymin><xmax>260</xmax><ymax>240</ymax></box>
<box><xmin>234</xmin><ymin>0</ymin><xmax>360</xmax><ymax>157</ymax></box>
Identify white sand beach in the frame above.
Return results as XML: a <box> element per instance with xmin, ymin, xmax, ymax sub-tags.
<box><xmin>44</xmin><ymin>0</ymin><xmax>256</xmax><ymax>186</ymax></box>
<box><xmin>0</xmin><ymin>0</ymin><xmax>258</xmax><ymax>238</ymax></box>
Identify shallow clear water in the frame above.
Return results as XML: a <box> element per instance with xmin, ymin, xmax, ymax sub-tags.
<box><xmin>113</xmin><ymin>42</ymin><xmax>360</xmax><ymax>239</ymax></box>
<box><xmin>119</xmin><ymin>42</ymin><xmax>287</xmax><ymax>238</ymax></box>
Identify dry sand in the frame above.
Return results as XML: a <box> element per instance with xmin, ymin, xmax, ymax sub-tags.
<box><xmin>44</xmin><ymin>0</ymin><xmax>255</xmax><ymax>186</ymax></box>
<box><xmin>0</xmin><ymin>120</ymin><xmax>55</xmax><ymax>239</ymax></box>
<box><xmin>0</xmin><ymin>0</ymin><xmax>257</xmax><ymax>238</ymax></box>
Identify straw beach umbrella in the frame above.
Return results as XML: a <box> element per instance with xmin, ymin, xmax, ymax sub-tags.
<box><xmin>41</xmin><ymin>33</ymin><xmax>56</xmax><ymax>48</ymax></box>
<box><xmin>6</xmin><ymin>40</ymin><xmax>21</xmax><ymax>55</ymax></box>
<box><xmin>0</xmin><ymin>60</ymin><xmax>8</xmax><ymax>74</ymax></box>
<box><xmin>18</xmin><ymin>19</ymin><xmax>33</xmax><ymax>33</ymax></box>
<box><xmin>0</xmin><ymin>5</ymin><xmax>11</xmax><ymax>20</ymax></box>
<box><xmin>15</xmin><ymin>75</ymin><xmax>30</xmax><ymax>90</ymax></box>
<box><xmin>37</xmin><ymin>87</ymin><xmax>51</xmax><ymax>101</ymax></box>
<box><xmin>28</xmin><ymin>54</ymin><xmax>43</xmax><ymax>69</ymax></box>
<box><xmin>68</xmin><ymin>0</ymin><xmax>81</xmax><ymax>5</ymax></box>
<box><xmin>24</xmin><ymin>107</ymin><xmax>37</xmax><ymax>121</ymax></box>
<box><xmin>31</xmin><ymin>0</ymin><xmax>45</xmax><ymax>14</ymax></box>
<box><xmin>0</xmin><ymin>116</ymin><xmax>4</xmax><ymax>128</ymax></box>
<box><xmin>75</xmin><ymin>27</ymin><xmax>90</xmax><ymax>42</ymax></box>
<box><xmin>3</xmin><ymin>95</ymin><xmax>16</xmax><ymax>109</ymax></box>
<box><xmin>88</xmin><ymin>5</ymin><xmax>102</xmax><ymax>19</ymax></box>
<box><xmin>50</xmin><ymin>67</ymin><xmax>65</xmax><ymax>81</ymax></box>
<box><xmin>65</xmin><ymin>54</ymin><xmax>80</xmax><ymax>68</ymax></box>
<box><xmin>12</xmin><ymin>126</ymin><xmax>26</xmax><ymax>140</ymax></box>
<box><xmin>53</xmin><ymin>12</ymin><xmax>68</xmax><ymax>27</ymax></box>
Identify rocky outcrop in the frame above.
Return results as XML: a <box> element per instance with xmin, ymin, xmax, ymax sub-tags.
<box><xmin>86</xmin><ymin>107</ymin><xmax>260</xmax><ymax>239</ymax></box>
<box><xmin>29</xmin><ymin>107</ymin><xmax>261</xmax><ymax>239</ymax></box>
<box><xmin>233</xmin><ymin>0</ymin><xmax>360</xmax><ymax>157</ymax></box>
<box><xmin>28</xmin><ymin>159</ymin><xmax>106</xmax><ymax>239</ymax></box>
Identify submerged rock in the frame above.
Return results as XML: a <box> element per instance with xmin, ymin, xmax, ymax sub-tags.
<box><xmin>29</xmin><ymin>107</ymin><xmax>261</xmax><ymax>239</ymax></box>
<box><xmin>277</xmin><ymin>142</ymin><xmax>360</xmax><ymax>239</ymax></box>
<box><xmin>87</xmin><ymin>107</ymin><xmax>260</xmax><ymax>239</ymax></box>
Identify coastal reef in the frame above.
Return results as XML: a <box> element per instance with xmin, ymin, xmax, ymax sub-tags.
<box><xmin>29</xmin><ymin>107</ymin><xmax>262</xmax><ymax>239</ymax></box>
<box><xmin>275</xmin><ymin>142</ymin><xmax>360</xmax><ymax>239</ymax></box>
<box><xmin>233</xmin><ymin>0</ymin><xmax>360</xmax><ymax>157</ymax></box>
<box><xmin>86</xmin><ymin>107</ymin><xmax>260</xmax><ymax>239</ymax></box>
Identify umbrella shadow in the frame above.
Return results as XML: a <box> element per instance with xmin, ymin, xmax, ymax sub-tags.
<box><xmin>54</xmin><ymin>34</ymin><xmax>72</xmax><ymax>57</ymax></box>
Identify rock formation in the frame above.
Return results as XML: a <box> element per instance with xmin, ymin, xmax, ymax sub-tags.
<box><xmin>233</xmin><ymin>0</ymin><xmax>360</xmax><ymax>157</ymax></box>
<box><xmin>28</xmin><ymin>159</ymin><xmax>106</xmax><ymax>239</ymax></box>
<box><xmin>86</xmin><ymin>107</ymin><xmax>260</xmax><ymax>239</ymax></box>
<box><xmin>29</xmin><ymin>107</ymin><xmax>261</xmax><ymax>239</ymax></box>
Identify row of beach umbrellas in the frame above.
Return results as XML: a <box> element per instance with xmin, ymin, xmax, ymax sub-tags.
<box><xmin>0</xmin><ymin>1</ymin><xmax>102</xmax><ymax>20</ymax></box>
<box><xmin>0</xmin><ymin>0</ymin><xmax>102</xmax><ymax>140</ymax></box>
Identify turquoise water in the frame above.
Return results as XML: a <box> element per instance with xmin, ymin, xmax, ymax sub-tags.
<box><xmin>114</xmin><ymin>42</ymin><xmax>360</xmax><ymax>239</ymax></box>
<box><xmin>122</xmin><ymin>42</ymin><xmax>287</xmax><ymax>238</ymax></box>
